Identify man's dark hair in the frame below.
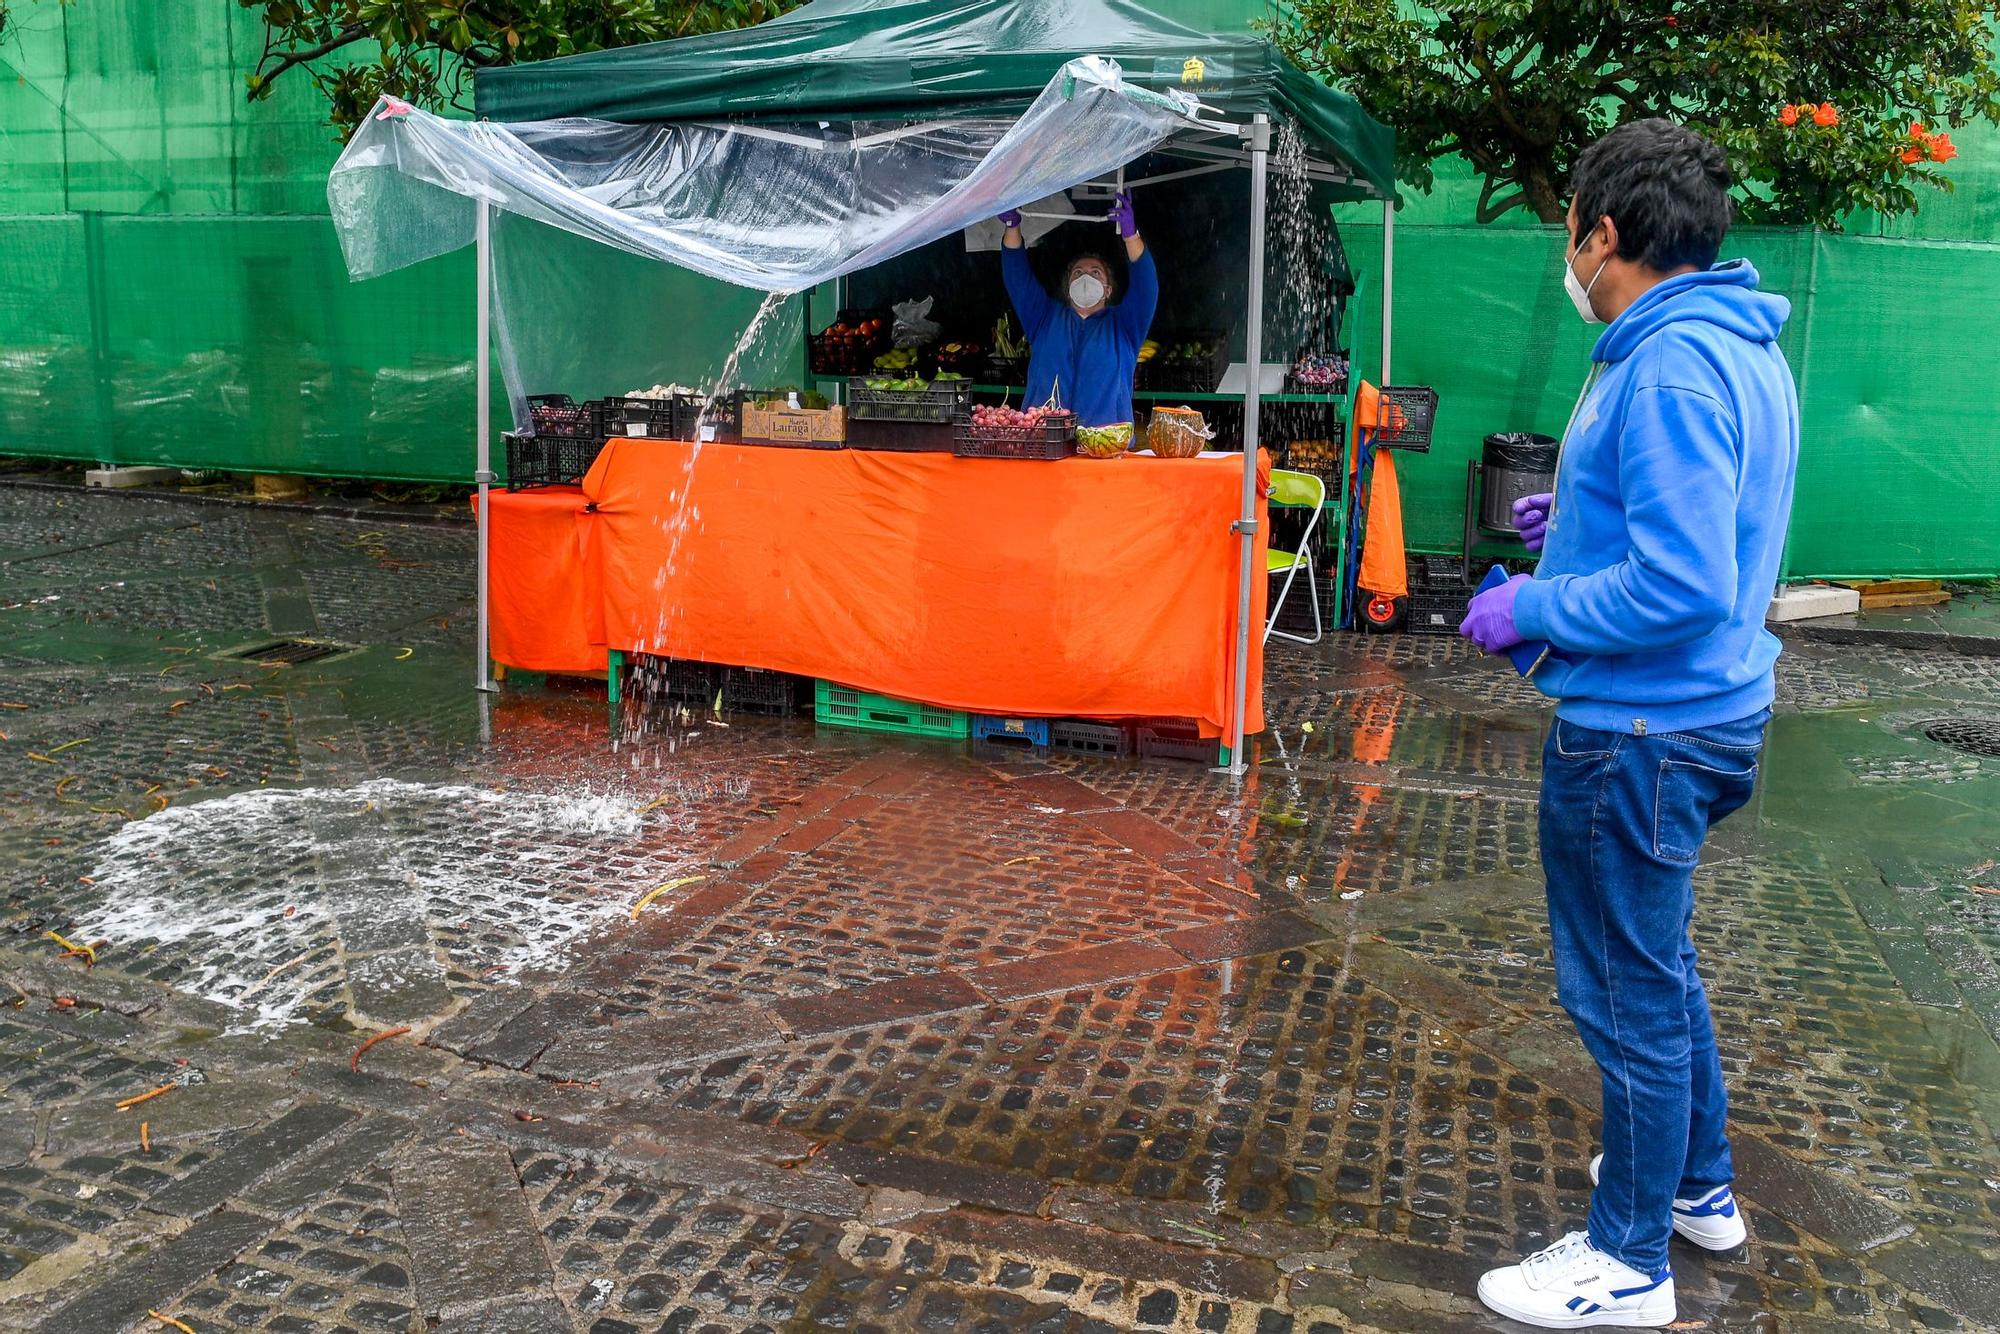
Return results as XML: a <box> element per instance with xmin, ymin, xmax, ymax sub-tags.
<box><xmin>1571</xmin><ymin>119</ymin><xmax>1734</xmax><ymax>272</ymax></box>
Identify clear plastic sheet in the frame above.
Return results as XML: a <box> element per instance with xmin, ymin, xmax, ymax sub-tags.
<box><xmin>328</xmin><ymin>57</ymin><xmax>1199</xmax><ymax>292</ymax></box>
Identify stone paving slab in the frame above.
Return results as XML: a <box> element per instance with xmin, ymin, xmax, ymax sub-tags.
<box><xmin>394</xmin><ymin>1136</ymin><xmax>559</xmax><ymax>1319</ymax></box>
<box><xmin>38</xmin><ymin>1207</ymin><xmax>277</xmax><ymax>1332</ymax></box>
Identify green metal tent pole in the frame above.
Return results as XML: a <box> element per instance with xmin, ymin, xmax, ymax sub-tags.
<box><xmin>475</xmin><ymin>200</ymin><xmax>499</xmax><ymax>693</ymax></box>
<box><xmin>1380</xmin><ymin>198</ymin><xmax>1393</xmax><ymax>381</ymax></box>
<box><xmin>1224</xmin><ymin>113</ymin><xmax>1272</xmax><ymax>775</ymax></box>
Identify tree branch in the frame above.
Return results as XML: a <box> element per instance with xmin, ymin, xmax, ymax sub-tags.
<box><xmin>1475</xmin><ymin>175</ymin><xmax>1526</xmax><ymax>223</ymax></box>
<box><xmin>252</xmin><ymin>21</ymin><xmax>369</xmax><ymax>98</ymax></box>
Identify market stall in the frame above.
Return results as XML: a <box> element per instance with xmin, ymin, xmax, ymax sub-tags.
<box><xmin>328</xmin><ymin>0</ymin><xmax>1397</xmax><ymax>769</ymax></box>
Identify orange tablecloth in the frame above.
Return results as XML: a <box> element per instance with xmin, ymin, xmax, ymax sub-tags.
<box><xmin>586</xmin><ymin>439</ymin><xmax>1268</xmax><ymax>735</ymax></box>
<box><xmin>488</xmin><ymin>442</ymin><xmax>1268</xmax><ymax>735</ymax></box>
<box><xmin>475</xmin><ymin>486</ymin><xmax>602</xmax><ymax>675</ymax></box>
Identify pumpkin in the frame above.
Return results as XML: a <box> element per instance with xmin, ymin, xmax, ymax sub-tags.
<box><xmin>1147</xmin><ymin>406</ymin><xmax>1211</xmax><ymax>458</ymax></box>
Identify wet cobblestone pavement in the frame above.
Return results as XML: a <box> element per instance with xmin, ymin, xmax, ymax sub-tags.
<box><xmin>3</xmin><ymin>484</ymin><xmax>1998</xmax><ymax>1333</ymax></box>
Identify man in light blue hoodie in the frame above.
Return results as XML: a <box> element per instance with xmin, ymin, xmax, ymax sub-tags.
<box><xmin>1463</xmin><ymin>120</ymin><xmax>1799</xmax><ymax>1329</ymax></box>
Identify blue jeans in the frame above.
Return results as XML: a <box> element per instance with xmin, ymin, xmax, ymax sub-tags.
<box><xmin>1538</xmin><ymin>708</ymin><xmax>1768</xmax><ymax>1273</ymax></box>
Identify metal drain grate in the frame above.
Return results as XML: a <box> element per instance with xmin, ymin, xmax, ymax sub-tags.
<box><xmin>219</xmin><ymin>638</ymin><xmax>353</xmax><ymax>667</ymax></box>
<box><xmin>1920</xmin><ymin>717</ymin><xmax>2000</xmax><ymax>759</ymax></box>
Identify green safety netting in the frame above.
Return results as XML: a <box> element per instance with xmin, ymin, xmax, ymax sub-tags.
<box><xmin>3</xmin><ymin>0</ymin><xmax>1995</xmax><ymax>576</ymax></box>
<box><xmin>473</xmin><ymin>0</ymin><xmax>1396</xmax><ymax>204</ymax></box>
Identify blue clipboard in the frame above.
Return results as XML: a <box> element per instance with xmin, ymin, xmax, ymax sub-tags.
<box><xmin>1480</xmin><ymin>564</ymin><xmax>1553</xmax><ymax>678</ymax></box>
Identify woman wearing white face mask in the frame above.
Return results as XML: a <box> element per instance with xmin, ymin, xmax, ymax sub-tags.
<box><xmin>996</xmin><ymin>192</ymin><xmax>1157</xmax><ymax>428</ymax></box>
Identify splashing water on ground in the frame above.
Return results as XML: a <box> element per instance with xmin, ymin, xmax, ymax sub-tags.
<box><xmin>75</xmin><ymin>777</ymin><xmax>711</xmax><ymax>1032</ymax></box>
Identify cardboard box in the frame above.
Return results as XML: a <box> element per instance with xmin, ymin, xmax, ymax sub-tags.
<box><xmin>741</xmin><ymin>402</ymin><xmax>845</xmax><ymax>446</ymax></box>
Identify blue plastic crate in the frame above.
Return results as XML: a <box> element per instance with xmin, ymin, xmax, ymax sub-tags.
<box><xmin>971</xmin><ymin>714</ymin><xmax>1051</xmax><ymax>748</ymax></box>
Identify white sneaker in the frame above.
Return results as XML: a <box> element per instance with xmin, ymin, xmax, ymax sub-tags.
<box><xmin>1477</xmin><ymin>1230</ymin><xmax>1675</xmax><ymax>1328</ymax></box>
<box><xmin>1590</xmin><ymin>1153</ymin><xmax>1750</xmax><ymax>1252</ymax></box>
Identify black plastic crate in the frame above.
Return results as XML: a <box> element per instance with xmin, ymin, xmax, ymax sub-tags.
<box><xmin>1406</xmin><ymin>585</ymin><xmax>1471</xmax><ymax>636</ymax></box>
<box><xmin>983</xmin><ymin>355</ymin><xmax>1027</xmax><ymax>387</ymax></box>
<box><xmin>504</xmin><ymin>431</ymin><xmax>602</xmax><ymax>491</ymax></box>
<box><xmin>629</xmin><ymin>657</ymin><xmax>805</xmax><ymax>715</ymax></box>
<box><xmin>632</xmin><ymin>656</ymin><xmax>716</xmax><ymax>701</ymax></box>
<box><xmin>848</xmin><ymin>378</ymin><xmax>971</xmax><ymax>423</ymax></box>
<box><xmin>1413</xmin><ymin>553</ymin><xmax>1467</xmax><ymax>588</ymax></box>
<box><xmin>1134</xmin><ymin>718</ymin><xmax>1215</xmax><ymax>763</ymax></box>
<box><xmin>1373</xmin><ymin>385</ymin><xmax>1438</xmax><ymax>452</ymax></box>
<box><xmin>1136</xmin><ymin>331</ymin><xmax>1229</xmax><ymax>393</ymax></box>
<box><xmin>809</xmin><ymin>309</ymin><xmax>892</xmax><ymax>378</ymax></box>
<box><xmin>1271</xmin><ymin>573</ymin><xmax>1335</xmax><ymax>637</ymax></box>
<box><xmin>719</xmin><ymin>666</ymin><xmax>807</xmax><ymax>715</ymax></box>
<box><xmin>952</xmin><ymin>411</ymin><xmax>1077</xmax><ymax>460</ymax></box>
<box><xmin>594</xmin><ymin>395</ymin><xmax>680</xmax><ymax>441</ymax></box>
<box><xmin>1050</xmin><ymin>719</ymin><xmax>1133</xmax><ymax>758</ymax></box>
<box><xmin>848</xmin><ymin>417</ymin><xmax>954</xmax><ymax>452</ymax></box>
<box><xmin>692</xmin><ymin>390</ymin><xmax>766</xmax><ymax>443</ymax></box>
<box><xmin>525</xmin><ymin>393</ymin><xmax>597</xmax><ymax>440</ymax></box>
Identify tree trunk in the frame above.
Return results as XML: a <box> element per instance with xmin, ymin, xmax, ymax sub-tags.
<box><xmin>1520</xmin><ymin>165</ymin><xmax>1566</xmax><ymax>223</ymax></box>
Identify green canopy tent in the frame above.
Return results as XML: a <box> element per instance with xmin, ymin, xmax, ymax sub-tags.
<box><xmin>468</xmin><ymin>0</ymin><xmax>1397</xmax><ymax>771</ymax></box>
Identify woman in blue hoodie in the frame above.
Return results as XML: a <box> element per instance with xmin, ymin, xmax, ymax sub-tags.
<box><xmin>1464</xmin><ymin>120</ymin><xmax>1800</xmax><ymax>1330</ymax></box>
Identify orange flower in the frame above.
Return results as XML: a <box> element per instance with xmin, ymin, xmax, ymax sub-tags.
<box><xmin>1813</xmin><ymin>102</ymin><xmax>1838</xmax><ymax>127</ymax></box>
<box><xmin>1902</xmin><ymin>146</ymin><xmax>1925</xmax><ymax>165</ymax></box>
<box><xmin>1929</xmin><ymin>132</ymin><xmax>1958</xmax><ymax>163</ymax></box>
<box><xmin>1778</xmin><ymin>104</ymin><xmax>1800</xmax><ymax>127</ymax></box>
<box><xmin>1909</xmin><ymin>122</ymin><xmax>1928</xmax><ymax>138</ymax></box>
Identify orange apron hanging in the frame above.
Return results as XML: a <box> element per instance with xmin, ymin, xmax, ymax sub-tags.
<box><xmin>1351</xmin><ymin>383</ymin><xmax>1409</xmax><ymax>602</ymax></box>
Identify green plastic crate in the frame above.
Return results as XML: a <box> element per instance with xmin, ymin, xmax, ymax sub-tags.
<box><xmin>814</xmin><ymin>681</ymin><xmax>969</xmax><ymax>739</ymax></box>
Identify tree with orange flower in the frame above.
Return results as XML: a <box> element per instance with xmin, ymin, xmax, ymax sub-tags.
<box><xmin>1279</xmin><ymin>0</ymin><xmax>2000</xmax><ymax>228</ymax></box>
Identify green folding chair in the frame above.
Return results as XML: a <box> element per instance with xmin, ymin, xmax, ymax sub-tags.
<box><xmin>1264</xmin><ymin>468</ymin><xmax>1327</xmax><ymax>645</ymax></box>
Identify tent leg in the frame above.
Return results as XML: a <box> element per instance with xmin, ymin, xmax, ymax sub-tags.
<box><xmin>1223</xmin><ymin>113</ymin><xmax>1271</xmax><ymax>776</ymax></box>
<box><xmin>1380</xmin><ymin>197</ymin><xmax>1394</xmax><ymax>384</ymax></box>
<box><xmin>474</xmin><ymin>200</ymin><xmax>498</xmax><ymax>694</ymax></box>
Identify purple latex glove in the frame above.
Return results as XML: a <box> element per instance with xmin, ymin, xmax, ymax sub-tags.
<box><xmin>1109</xmin><ymin>191</ymin><xmax>1138</xmax><ymax>238</ymax></box>
<box><xmin>998</xmin><ymin>208</ymin><xmax>1023</xmax><ymax>228</ymax></box>
<box><xmin>1460</xmin><ymin>574</ymin><xmax>1530</xmax><ymax>654</ymax></box>
<box><xmin>1511</xmin><ymin>491</ymin><xmax>1554</xmax><ymax>552</ymax></box>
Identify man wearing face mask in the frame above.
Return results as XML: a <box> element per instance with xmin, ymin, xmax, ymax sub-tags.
<box><xmin>996</xmin><ymin>191</ymin><xmax>1155</xmax><ymax>427</ymax></box>
<box><xmin>1462</xmin><ymin>121</ymin><xmax>1799</xmax><ymax>1330</ymax></box>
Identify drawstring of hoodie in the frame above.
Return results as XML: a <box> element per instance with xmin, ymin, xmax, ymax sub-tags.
<box><xmin>1546</xmin><ymin>363</ymin><xmax>1604</xmax><ymax>535</ymax></box>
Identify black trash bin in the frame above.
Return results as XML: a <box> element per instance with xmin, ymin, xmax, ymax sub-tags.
<box><xmin>1479</xmin><ymin>432</ymin><xmax>1559</xmax><ymax>534</ymax></box>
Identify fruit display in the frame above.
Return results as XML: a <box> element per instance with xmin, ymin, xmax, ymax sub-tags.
<box><xmin>749</xmin><ymin>387</ymin><xmax>830</xmax><ymax>411</ymax></box>
<box><xmin>954</xmin><ymin>403</ymin><xmax>1077</xmax><ymax>459</ymax></box>
<box><xmin>622</xmin><ymin>382</ymin><xmax>698</xmax><ymax>399</ymax></box>
<box><xmin>991</xmin><ymin>315</ymin><xmax>1027</xmax><ymax>361</ymax></box>
<box><xmin>1137</xmin><ymin>330</ymin><xmax>1228</xmax><ymax>391</ymax></box>
<box><xmin>809</xmin><ymin>313</ymin><xmax>890</xmax><ymax>376</ymax></box>
<box><xmin>1075</xmin><ymin>422</ymin><xmax>1134</xmax><ymax>459</ymax></box>
<box><xmin>850</xmin><ymin>374</ymin><xmax>971</xmax><ymax>424</ymax></box>
<box><xmin>872</xmin><ymin>345</ymin><xmax>920</xmax><ymax>373</ymax></box>
<box><xmin>970</xmin><ymin>403</ymin><xmax>1065</xmax><ymax>430</ymax></box>
<box><xmin>1147</xmin><ymin>406</ymin><xmax>1212</xmax><ymax>458</ymax></box>
<box><xmin>933</xmin><ymin>340</ymin><xmax>985</xmax><ymax>373</ymax></box>
<box><xmin>1288</xmin><ymin>350</ymin><xmax>1349</xmax><ymax>392</ymax></box>
<box><xmin>1137</xmin><ymin>339</ymin><xmax>1159</xmax><ymax>364</ymax></box>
